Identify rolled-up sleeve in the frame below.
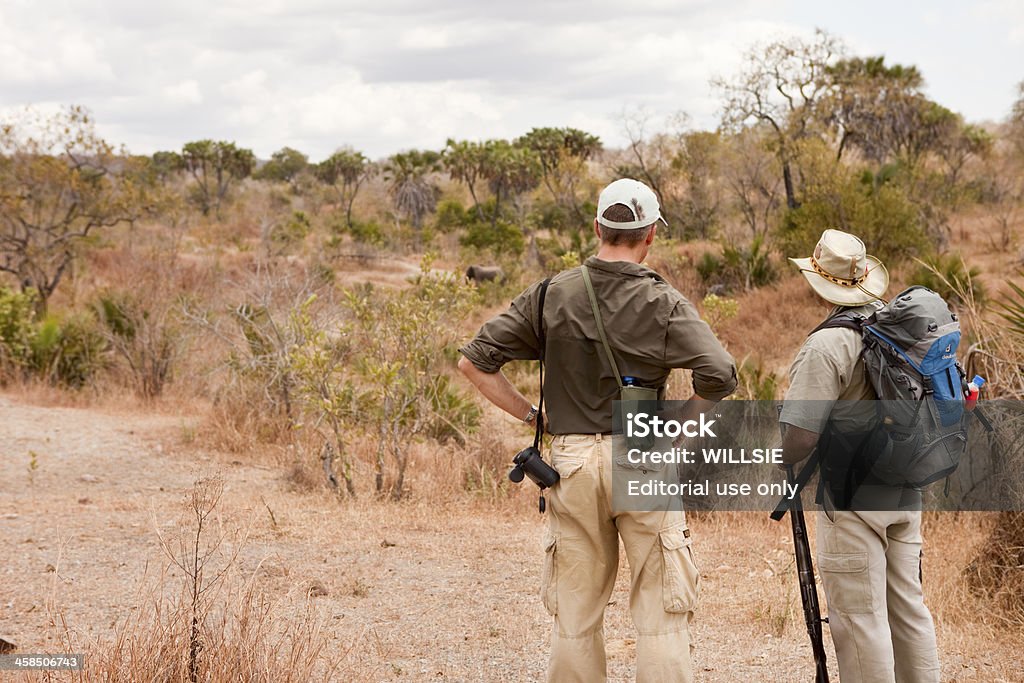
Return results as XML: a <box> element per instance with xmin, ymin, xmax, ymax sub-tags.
<box><xmin>458</xmin><ymin>282</ymin><xmax>543</xmax><ymax>373</ymax></box>
<box><xmin>779</xmin><ymin>346</ymin><xmax>843</xmax><ymax>433</ymax></box>
<box><xmin>663</xmin><ymin>299</ymin><xmax>737</xmax><ymax>400</ymax></box>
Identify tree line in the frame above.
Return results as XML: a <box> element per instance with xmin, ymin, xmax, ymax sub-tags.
<box><xmin>1</xmin><ymin>31</ymin><xmax>1023</xmax><ymax>351</ymax></box>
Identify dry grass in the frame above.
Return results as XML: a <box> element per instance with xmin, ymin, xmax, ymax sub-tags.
<box><xmin>5</xmin><ymin>191</ymin><xmax>1024</xmax><ymax>680</ymax></box>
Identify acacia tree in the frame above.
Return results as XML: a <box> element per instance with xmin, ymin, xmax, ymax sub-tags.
<box><xmin>0</xmin><ymin>106</ymin><xmax>150</xmax><ymax>312</ymax></box>
<box><xmin>515</xmin><ymin>127</ymin><xmax>601</xmax><ymax>223</ymax></box>
<box><xmin>255</xmin><ymin>146</ymin><xmax>309</xmax><ymax>187</ymax></box>
<box><xmin>713</xmin><ymin>29</ymin><xmax>843</xmax><ymax>209</ymax></box>
<box><xmin>822</xmin><ymin>56</ymin><xmax>978</xmax><ymax>171</ymax></box>
<box><xmin>315</xmin><ymin>148</ymin><xmax>373</xmax><ymax>228</ymax></box>
<box><xmin>181</xmin><ymin>139</ymin><xmax>255</xmax><ymax>216</ymax></box>
<box><xmin>442</xmin><ymin>139</ymin><xmax>489</xmax><ymax>220</ymax></box>
<box><xmin>384</xmin><ymin>149</ymin><xmax>441</xmax><ymax>230</ymax></box>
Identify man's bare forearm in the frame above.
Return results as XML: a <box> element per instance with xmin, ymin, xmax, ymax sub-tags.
<box><xmin>457</xmin><ymin>356</ymin><xmax>533</xmax><ymax>422</ymax></box>
<box><xmin>781</xmin><ymin>423</ymin><xmax>819</xmax><ymax>466</ymax></box>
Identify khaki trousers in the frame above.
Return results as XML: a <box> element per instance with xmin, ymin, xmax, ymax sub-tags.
<box><xmin>542</xmin><ymin>433</ymin><xmax>698</xmax><ymax>683</ymax></box>
<box><xmin>817</xmin><ymin>509</ymin><xmax>940</xmax><ymax>683</ymax></box>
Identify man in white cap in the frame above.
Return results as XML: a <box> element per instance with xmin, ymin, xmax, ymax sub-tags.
<box><xmin>779</xmin><ymin>229</ymin><xmax>941</xmax><ymax>682</ymax></box>
<box><xmin>459</xmin><ymin>178</ymin><xmax>736</xmax><ymax>682</ymax></box>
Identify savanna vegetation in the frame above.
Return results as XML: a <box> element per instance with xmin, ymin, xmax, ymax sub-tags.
<box><xmin>2</xmin><ymin>30</ymin><xmax>1023</xmax><ymax>681</ymax></box>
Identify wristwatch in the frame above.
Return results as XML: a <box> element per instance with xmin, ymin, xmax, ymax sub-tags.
<box><xmin>523</xmin><ymin>405</ymin><xmax>539</xmax><ymax>424</ymax></box>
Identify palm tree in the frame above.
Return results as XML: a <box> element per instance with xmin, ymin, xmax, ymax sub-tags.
<box><xmin>384</xmin><ymin>150</ymin><xmax>441</xmax><ymax>230</ymax></box>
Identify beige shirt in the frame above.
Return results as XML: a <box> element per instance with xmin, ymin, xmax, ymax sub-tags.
<box><xmin>780</xmin><ymin>303</ymin><xmax>881</xmax><ymax>433</ymax></box>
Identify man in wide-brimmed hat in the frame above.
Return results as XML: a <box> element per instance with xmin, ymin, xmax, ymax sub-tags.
<box><xmin>778</xmin><ymin>229</ymin><xmax>940</xmax><ymax>682</ymax></box>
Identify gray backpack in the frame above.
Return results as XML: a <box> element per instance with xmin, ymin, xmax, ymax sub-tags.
<box><xmin>816</xmin><ymin>286</ymin><xmax>968</xmax><ymax>487</ymax></box>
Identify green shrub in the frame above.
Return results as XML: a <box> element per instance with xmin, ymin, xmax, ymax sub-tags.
<box><xmin>0</xmin><ymin>287</ymin><xmax>38</xmax><ymax>376</ymax></box>
<box><xmin>696</xmin><ymin>252</ymin><xmax>722</xmax><ymax>283</ymax></box>
<box><xmin>996</xmin><ymin>272</ymin><xmax>1024</xmax><ymax>340</ymax></box>
<box><xmin>0</xmin><ymin>288</ymin><xmax>106</xmax><ymax>387</ymax></box>
<box><xmin>349</xmin><ymin>219</ymin><xmax>386</xmax><ymax>246</ymax></box>
<box><xmin>736</xmin><ymin>356</ymin><xmax>780</xmax><ymax>401</ymax></box>
<box><xmin>267</xmin><ymin>210</ymin><xmax>312</xmax><ymax>253</ymax></box>
<box><xmin>30</xmin><ymin>313</ymin><xmax>106</xmax><ymax>388</ymax></box>
<box><xmin>94</xmin><ymin>291</ymin><xmax>182</xmax><ymax>398</ymax></box>
<box><xmin>425</xmin><ymin>374</ymin><xmax>482</xmax><ymax>446</ymax></box>
<box><xmin>701</xmin><ymin>293</ymin><xmax>739</xmax><ymax>330</ymax></box>
<box><xmin>722</xmin><ymin>234</ymin><xmax>777</xmax><ymax>290</ymax></box>
<box><xmin>779</xmin><ymin>163</ymin><xmax>929</xmax><ymax>266</ymax></box>
<box><xmin>459</xmin><ymin>219</ymin><xmax>525</xmax><ymax>256</ymax></box>
<box><xmin>527</xmin><ymin>199</ymin><xmax>575</xmax><ymax>234</ymax></box>
<box><xmin>697</xmin><ymin>235</ymin><xmax>777</xmax><ymax>291</ymax></box>
<box><xmin>434</xmin><ymin>199</ymin><xmax>472</xmax><ymax>233</ymax></box>
<box><xmin>912</xmin><ymin>253</ymin><xmax>986</xmax><ymax>306</ymax></box>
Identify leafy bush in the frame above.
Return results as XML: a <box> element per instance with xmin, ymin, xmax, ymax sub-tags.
<box><xmin>0</xmin><ymin>288</ymin><xmax>105</xmax><ymax>387</ymax></box>
<box><xmin>348</xmin><ymin>219</ymin><xmax>386</xmax><ymax>246</ymax></box>
<box><xmin>30</xmin><ymin>313</ymin><xmax>106</xmax><ymax>388</ymax></box>
<box><xmin>290</xmin><ymin>260</ymin><xmax>481</xmax><ymax>499</ymax></box>
<box><xmin>697</xmin><ymin>235</ymin><xmax>777</xmax><ymax>291</ymax></box>
<box><xmin>779</xmin><ymin>160</ymin><xmax>929</xmax><ymax>266</ymax></box>
<box><xmin>433</xmin><ymin>199</ymin><xmax>472</xmax><ymax>233</ymax></box>
<box><xmin>696</xmin><ymin>252</ymin><xmax>722</xmax><ymax>283</ymax></box>
<box><xmin>701</xmin><ymin>293</ymin><xmax>739</xmax><ymax>330</ymax></box>
<box><xmin>0</xmin><ymin>287</ymin><xmax>37</xmax><ymax>377</ymax></box>
<box><xmin>459</xmin><ymin>219</ymin><xmax>525</xmax><ymax>256</ymax></box>
<box><xmin>722</xmin><ymin>234</ymin><xmax>777</xmax><ymax>290</ymax></box>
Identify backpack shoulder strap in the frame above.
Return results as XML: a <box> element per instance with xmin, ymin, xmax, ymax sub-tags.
<box><xmin>809</xmin><ymin>310</ymin><xmax>872</xmax><ymax>337</ymax></box>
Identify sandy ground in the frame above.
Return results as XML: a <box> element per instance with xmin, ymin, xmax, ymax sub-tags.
<box><xmin>1</xmin><ymin>393</ymin><xmax>1022</xmax><ymax>682</ymax></box>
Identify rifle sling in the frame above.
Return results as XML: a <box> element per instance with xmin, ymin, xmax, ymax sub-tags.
<box><xmin>770</xmin><ymin>449</ymin><xmax>821</xmax><ymax>521</ymax></box>
<box><xmin>534</xmin><ymin>277</ymin><xmax>551</xmax><ymax>449</ymax></box>
<box><xmin>580</xmin><ymin>265</ymin><xmax>624</xmax><ymax>390</ymax></box>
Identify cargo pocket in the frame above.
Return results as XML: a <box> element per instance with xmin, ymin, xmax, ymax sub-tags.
<box><xmin>541</xmin><ymin>531</ymin><xmax>558</xmax><ymax>616</ymax></box>
<box><xmin>818</xmin><ymin>552</ymin><xmax>874</xmax><ymax>614</ymax></box>
<box><xmin>550</xmin><ymin>452</ymin><xmax>586</xmax><ymax>480</ymax></box>
<box><xmin>660</xmin><ymin>523</ymin><xmax>700</xmax><ymax>613</ymax></box>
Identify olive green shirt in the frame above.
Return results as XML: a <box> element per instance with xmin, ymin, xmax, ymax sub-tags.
<box><xmin>459</xmin><ymin>257</ymin><xmax>738</xmax><ymax>435</ymax></box>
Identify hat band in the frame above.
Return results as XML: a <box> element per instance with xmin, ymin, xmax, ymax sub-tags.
<box><xmin>809</xmin><ymin>256</ymin><xmax>868</xmax><ymax>287</ymax></box>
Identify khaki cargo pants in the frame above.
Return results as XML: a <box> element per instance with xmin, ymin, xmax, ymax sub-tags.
<box><xmin>817</xmin><ymin>509</ymin><xmax>940</xmax><ymax>683</ymax></box>
<box><xmin>542</xmin><ymin>433</ymin><xmax>698</xmax><ymax>683</ymax></box>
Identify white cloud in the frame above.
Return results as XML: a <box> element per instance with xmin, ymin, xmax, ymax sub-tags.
<box><xmin>1</xmin><ymin>0</ymin><xmax>1020</xmax><ymax>159</ymax></box>
<box><xmin>162</xmin><ymin>80</ymin><xmax>203</xmax><ymax>105</ymax></box>
<box><xmin>221</xmin><ymin>70</ymin><xmax>269</xmax><ymax>101</ymax></box>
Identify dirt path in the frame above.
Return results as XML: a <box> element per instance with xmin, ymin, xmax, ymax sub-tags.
<box><xmin>1</xmin><ymin>395</ymin><xmax>1021</xmax><ymax>682</ymax></box>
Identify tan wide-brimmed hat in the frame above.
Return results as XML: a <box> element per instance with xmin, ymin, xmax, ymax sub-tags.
<box><xmin>789</xmin><ymin>229</ymin><xmax>889</xmax><ymax>306</ymax></box>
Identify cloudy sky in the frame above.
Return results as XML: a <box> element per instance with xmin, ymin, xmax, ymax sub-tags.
<box><xmin>2</xmin><ymin>0</ymin><xmax>1021</xmax><ymax>161</ymax></box>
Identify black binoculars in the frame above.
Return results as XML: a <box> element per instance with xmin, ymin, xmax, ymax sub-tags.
<box><xmin>508</xmin><ymin>446</ymin><xmax>560</xmax><ymax>489</ymax></box>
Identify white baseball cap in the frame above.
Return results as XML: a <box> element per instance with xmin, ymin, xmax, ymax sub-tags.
<box><xmin>596</xmin><ymin>178</ymin><xmax>668</xmax><ymax>230</ymax></box>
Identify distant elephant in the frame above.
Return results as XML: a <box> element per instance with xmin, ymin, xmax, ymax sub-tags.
<box><xmin>465</xmin><ymin>265</ymin><xmax>505</xmax><ymax>284</ymax></box>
